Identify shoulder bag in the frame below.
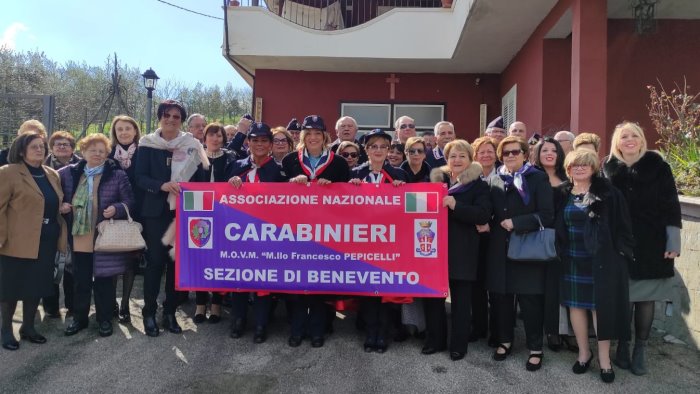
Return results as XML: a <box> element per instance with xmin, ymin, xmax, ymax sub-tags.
<box><xmin>94</xmin><ymin>203</ymin><xmax>146</xmax><ymax>252</ymax></box>
<box><xmin>507</xmin><ymin>214</ymin><xmax>557</xmax><ymax>262</ymax></box>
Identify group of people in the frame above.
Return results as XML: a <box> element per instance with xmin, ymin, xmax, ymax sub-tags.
<box><xmin>0</xmin><ymin>100</ymin><xmax>682</xmax><ymax>385</ymax></box>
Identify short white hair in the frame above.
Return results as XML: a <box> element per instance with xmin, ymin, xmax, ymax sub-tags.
<box><xmin>554</xmin><ymin>130</ymin><xmax>575</xmax><ymax>141</ymax></box>
<box><xmin>434</xmin><ymin>121</ymin><xmax>454</xmax><ymax>133</ymax></box>
<box><xmin>394</xmin><ymin>116</ymin><xmax>415</xmax><ymax>129</ymax></box>
<box><xmin>187</xmin><ymin>113</ymin><xmax>207</xmax><ymax>126</ymax></box>
<box><xmin>335</xmin><ymin>116</ymin><xmax>357</xmax><ymax>130</ymax></box>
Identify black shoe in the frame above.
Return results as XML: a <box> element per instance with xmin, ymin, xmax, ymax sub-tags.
<box><xmin>64</xmin><ymin>320</ymin><xmax>88</xmax><ymax>336</ymax></box>
<box><xmin>208</xmin><ymin>314</ymin><xmax>221</xmax><ymax>324</ymax></box>
<box><xmin>288</xmin><ymin>335</ymin><xmax>302</xmax><ymax>347</ymax></box>
<box><xmin>19</xmin><ymin>328</ymin><xmax>47</xmax><ymax>344</ymax></box>
<box><xmin>414</xmin><ymin>330</ymin><xmax>426</xmax><ymax>340</ymax></box>
<box><xmin>98</xmin><ymin>321</ymin><xmax>113</xmax><ymax>337</ymax></box>
<box><xmin>193</xmin><ymin>314</ymin><xmax>207</xmax><ymax>324</ymax></box>
<box><xmin>162</xmin><ymin>314</ymin><xmax>182</xmax><ymax>334</ymax></box>
<box><xmin>311</xmin><ymin>336</ymin><xmax>324</xmax><ymax>348</ymax></box>
<box><xmin>600</xmin><ymin>368</ymin><xmax>615</xmax><ymax>383</ymax></box>
<box><xmin>563</xmin><ymin>335</ymin><xmax>579</xmax><ymax>353</ymax></box>
<box><xmin>118</xmin><ymin>307</ymin><xmax>131</xmax><ymax>324</ymax></box>
<box><xmin>364</xmin><ymin>336</ymin><xmax>376</xmax><ymax>352</ymax></box>
<box><xmin>253</xmin><ymin>326</ymin><xmax>267</xmax><ymax>344</ymax></box>
<box><xmin>229</xmin><ymin>319</ymin><xmax>244</xmax><ymax>338</ymax></box>
<box><xmin>1</xmin><ymin>330</ymin><xmax>19</xmax><ymax>351</ymax></box>
<box><xmin>526</xmin><ymin>353</ymin><xmax>544</xmax><ymax>371</ymax></box>
<box><xmin>143</xmin><ymin>315</ymin><xmax>159</xmax><ymax>337</ymax></box>
<box><xmin>393</xmin><ymin>328</ymin><xmax>409</xmax><ymax>342</ymax></box>
<box><xmin>450</xmin><ymin>351</ymin><xmax>466</xmax><ymax>361</ymax></box>
<box><xmin>547</xmin><ymin>334</ymin><xmax>563</xmax><ymax>352</ymax></box>
<box><xmin>572</xmin><ymin>354</ymin><xmax>593</xmax><ymax>374</ymax></box>
<box><xmin>375</xmin><ymin>338</ymin><xmax>388</xmax><ymax>353</ymax></box>
<box><xmin>421</xmin><ymin>345</ymin><xmax>445</xmax><ymax>355</ymax></box>
<box><xmin>493</xmin><ymin>344</ymin><xmax>512</xmax><ymax>361</ymax></box>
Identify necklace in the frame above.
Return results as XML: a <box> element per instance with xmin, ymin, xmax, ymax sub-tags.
<box><xmin>206</xmin><ymin>150</ymin><xmax>224</xmax><ymax>159</ymax></box>
<box><xmin>32</xmin><ymin>173</ymin><xmax>46</xmax><ymax>178</ymax></box>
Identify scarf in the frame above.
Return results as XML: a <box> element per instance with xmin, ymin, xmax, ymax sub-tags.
<box><xmin>72</xmin><ymin>164</ymin><xmax>104</xmax><ymax>236</ymax></box>
<box><xmin>240</xmin><ymin>156</ymin><xmax>273</xmax><ymax>183</ymax></box>
<box><xmin>498</xmin><ymin>162</ymin><xmax>539</xmax><ymax>205</ymax></box>
<box><xmin>114</xmin><ymin>143</ymin><xmax>137</xmax><ymax>169</ymax></box>
<box><xmin>139</xmin><ymin>129</ymin><xmax>210</xmax><ymax>209</ymax></box>
<box><xmin>298</xmin><ymin>148</ymin><xmax>334</xmax><ymax>181</ymax></box>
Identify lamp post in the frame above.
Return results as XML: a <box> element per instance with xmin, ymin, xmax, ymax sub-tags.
<box><xmin>142</xmin><ymin>68</ymin><xmax>159</xmax><ymax>134</ymax></box>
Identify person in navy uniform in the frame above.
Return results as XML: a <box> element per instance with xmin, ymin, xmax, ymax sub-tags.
<box><xmin>227</xmin><ymin>122</ymin><xmax>284</xmax><ymax>343</ymax></box>
<box><xmin>286</xmin><ymin>118</ymin><xmax>302</xmax><ymax>146</ymax></box>
<box><xmin>282</xmin><ymin>115</ymin><xmax>349</xmax><ymax>348</ymax></box>
<box><xmin>226</xmin><ymin>114</ymin><xmax>254</xmax><ymax>159</ymax></box>
<box><xmin>349</xmin><ymin>129</ymin><xmax>408</xmax><ymax>353</ymax></box>
<box><xmin>425</xmin><ymin>121</ymin><xmax>456</xmax><ymax>168</ymax></box>
<box><xmin>400</xmin><ymin>136</ymin><xmax>432</xmax><ymax>183</ymax></box>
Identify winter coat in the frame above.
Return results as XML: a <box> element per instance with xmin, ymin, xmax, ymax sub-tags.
<box><xmin>430</xmin><ymin>163</ymin><xmax>491</xmax><ymax>281</ymax></box>
<box><xmin>485</xmin><ymin>167</ymin><xmax>554</xmax><ymax>294</ymax></box>
<box><xmin>109</xmin><ymin>146</ymin><xmax>143</xmax><ymax>221</ymax></box>
<box><xmin>603</xmin><ymin>151</ymin><xmax>682</xmax><ymax>279</ymax></box>
<box><xmin>282</xmin><ymin>150</ymin><xmax>350</xmax><ymax>183</ymax></box>
<box><xmin>554</xmin><ymin>177</ymin><xmax>634</xmax><ymax>340</ymax></box>
<box><xmin>59</xmin><ymin>159</ymin><xmax>136</xmax><ymax>277</ymax></box>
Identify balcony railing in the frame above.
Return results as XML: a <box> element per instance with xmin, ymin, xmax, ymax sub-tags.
<box><xmin>228</xmin><ymin>0</ymin><xmax>448</xmax><ymax>30</ymax></box>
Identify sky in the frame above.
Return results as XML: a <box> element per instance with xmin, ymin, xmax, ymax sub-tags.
<box><xmin>0</xmin><ymin>0</ymin><xmax>248</xmax><ymax>89</ymax></box>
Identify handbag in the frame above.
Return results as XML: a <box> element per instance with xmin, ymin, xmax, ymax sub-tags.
<box><xmin>94</xmin><ymin>203</ymin><xmax>146</xmax><ymax>252</ymax></box>
<box><xmin>507</xmin><ymin>214</ymin><xmax>557</xmax><ymax>262</ymax></box>
<box><xmin>54</xmin><ymin>244</ymin><xmax>71</xmax><ymax>284</ymax></box>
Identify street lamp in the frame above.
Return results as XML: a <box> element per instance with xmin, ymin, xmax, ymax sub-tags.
<box><xmin>142</xmin><ymin>68</ymin><xmax>159</xmax><ymax>134</ymax></box>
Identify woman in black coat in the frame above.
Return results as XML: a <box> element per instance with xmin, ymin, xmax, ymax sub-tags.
<box><xmin>227</xmin><ymin>122</ymin><xmax>283</xmax><ymax>343</ymax></box>
<box><xmin>349</xmin><ymin>129</ymin><xmax>408</xmax><ymax>354</ymax></box>
<box><xmin>108</xmin><ymin>115</ymin><xmax>143</xmax><ymax>324</ymax></box>
<box><xmin>602</xmin><ymin>122</ymin><xmax>682</xmax><ymax>376</ymax></box>
<box><xmin>424</xmin><ymin>139</ymin><xmax>491</xmax><ymax>361</ymax></box>
<box><xmin>555</xmin><ymin>150</ymin><xmax>633</xmax><ymax>383</ymax></box>
<box><xmin>281</xmin><ymin>115</ymin><xmax>349</xmax><ymax>348</ymax></box>
<box><xmin>487</xmin><ymin>136</ymin><xmax>554</xmax><ymax>371</ymax></box>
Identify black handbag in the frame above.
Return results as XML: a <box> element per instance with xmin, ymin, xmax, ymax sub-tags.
<box><xmin>507</xmin><ymin>214</ymin><xmax>557</xmax><ymax>262</ymax></box>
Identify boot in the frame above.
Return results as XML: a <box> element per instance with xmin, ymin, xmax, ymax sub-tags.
<box><xmin>631</xmin><ymin>340</ymin><xmax>648</xmax><ymax>376</ymax></box>
<box><xmin>613</xmin><ymin>340</ymin><xmax>631</xmax><ymax>370</ymax></box>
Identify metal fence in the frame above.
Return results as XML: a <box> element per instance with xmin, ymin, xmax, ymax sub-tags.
<box><xmin>0</xmin><ymin>94</ymin><xmax>55</xmax><ymax>149</ymax></box>
<box><xmin>228</xmin><ymin>0</ymin><xmax>445</xmax><ymax>30</ymax></box>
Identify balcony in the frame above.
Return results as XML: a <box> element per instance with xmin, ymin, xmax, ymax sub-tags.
<box><xmin>223</xmin><ymin>0</ymin><xmax>559</xmax><ymax>85</ymax></box>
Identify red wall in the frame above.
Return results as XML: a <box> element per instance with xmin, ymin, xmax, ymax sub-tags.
<box><xmin>254</xmin><ymin>70</ymin><xmax>501</xmax><ymax>141</ymax></box>
<box><xmin>607</xmin><ymin>19</ymin><xmax>700</xmax><ymax>147</ymax></box>
<box><xmin>541</xmin><ymin>38</ymin><xmax>572</xmax><ymax>135</ymax></box>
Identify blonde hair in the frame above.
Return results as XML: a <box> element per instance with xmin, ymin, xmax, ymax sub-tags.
<box><xmin>608</xmin><ymin>121</ymin><xmax>647</xmax><ymax>164</ymax></box>
<box><xmin>573</xmin><ymin>132</ymin><xmax>601</xmax><ymax>152</ymax></box>
<box><xmin>564</xmin><ymin>149</ymin><xmax>600</xmax><ymax>178</ymax></box>
<box><xmin>78</xmin><ymin>133</ymin><xmax>112</xmax><ymax>152</ymax></box>
<box><xmin>18</xmin><ymin>119</ymin><xmax>47</xmax><ymax>136</ymax></box>
<box><xmin>471</xmin><ymin>136</ymin><xmax>497</xmax><ymax>155</ymax></box>
<box><xmin>296</xmin><ymin>129</ymin><xmax>331</xmax><ymax>151</ymax></box>
<box><xmin>444</xmin><ymin>139</ymin><xmax>474</xmax><ymax>162</ymax></box>
<box><xmin>404</xmin><ymin>136</ymin><xmax>426</xmax><ymax>153</ymax></box>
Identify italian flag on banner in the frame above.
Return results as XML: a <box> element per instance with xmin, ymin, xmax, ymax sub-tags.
<box><xmin>405</xmin><ymin>192</ymin><xmax>439</xmax><ymax>213</ymax></box>
<box><xmin>183</xmin><ymin>191</ymin><xmax>215</xmax><ymax>211</ymax></box>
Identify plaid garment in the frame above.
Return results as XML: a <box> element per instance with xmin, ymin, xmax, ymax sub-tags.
<box><xmin>561</xmin><ymin>194</ymin><xmax>595</xmax><ymax>310</ymax></box>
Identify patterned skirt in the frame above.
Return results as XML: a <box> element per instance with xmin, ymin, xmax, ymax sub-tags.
<box><xmin>561</xmin><ymin>257</ymin><xmax>595</xmax><ymax>310</ymax></box>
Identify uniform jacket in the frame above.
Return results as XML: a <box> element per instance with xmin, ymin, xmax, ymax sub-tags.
<box><xmin>59</xmin><ymin>159</ymin><xmax>136</xmax><ymax>277</ymax></box>
<box><xmin>485</xmin><ymin>167</ymin><xmax>554</xmax><ymax>294</ymax></box>
<box><xmin>430</xmin><ymin>163</ymin><xmax>491</xmax><ymax>281</ymax></box>
<box><xmin>282</xmin><ymin>149</ymin><xmax>350</xmax><ymax>183</ymax></box>
<box><xmin>603</xmin><ymin>151</ymin><xmax>682</xmax><ymax>279</ymax></box>
<box><xmin>554</xmin><ymin>177</ymin><xmax>634</xmax><ymax>340</ymax></box>
<box><xmin>0</xmin><ymin>163</ymin><xmax>68</xmax><ymax>258</ymax></box>
<box><xmin>350</xmin><ymin>162</ymin><xmax>408</xmax><ymax>183</ymax></box>
<box><xmin>401</xmin><ymin>160</ymin><xmax>431</xmax><ymax>183</ymax></box>
<box><xmin>425</xmin><ymin>147</ymin><xmax>447</xmax><ymax>168</ymax></box>
<box><xmin>227</xmin><ymin>155</ymin><xmax>284</xmax><ymax>183</ymax></box>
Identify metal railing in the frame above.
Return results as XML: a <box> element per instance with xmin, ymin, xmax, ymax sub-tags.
<box><xmin>227</xmin><ymin>0</ymin><xmax>446</xmax><ymax>30</ymax></box>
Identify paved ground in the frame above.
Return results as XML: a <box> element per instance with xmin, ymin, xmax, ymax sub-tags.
<box><xmin>1</xmin><ymin>277</ymin><xmax>699</xmax><ymax>394</ymax></box>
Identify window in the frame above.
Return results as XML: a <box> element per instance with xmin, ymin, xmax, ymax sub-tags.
<box><xmin>393</xmin><ymin>105</ymin><xmax>444</xmax><ymax>130</ymax></box>
<box><xmin>340</xmin><ymin>103</ymin><xmax>391</xmax><ymax>129</ymax></box>
<box><xmin>501</xmin><ymin>85</ymin><xmax>517</xmax><ymax>128</ymax></box>
<box><xmin>341</xmin><ymin>102</ymin><xmax>446</xmax><ymax>140</ymax></box>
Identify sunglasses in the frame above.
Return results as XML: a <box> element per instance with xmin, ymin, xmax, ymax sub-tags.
<box><xmin>162</xmin><ymin>113</ymin><xmax>181</xmax><ymax>120</ymax></box>
<box><xmin>407</xmin><ymin>149</ymin><xmax>424</xmax><ymax>155</ymax></box>
<box><xmin>502</xmin><ymin>149</ymin><xmax>523</xmax><ymax>157</ymax></box>
<box><xmin>340</xmin><ymin>152</ymin><xmax>359</xmax><ymax>159</ymax></box>
<box><xmin>399</xmin><ymin>124</ymin><xmax>415</xmax><ymax>130</ymax></box>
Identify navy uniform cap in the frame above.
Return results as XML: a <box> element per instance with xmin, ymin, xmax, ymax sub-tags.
<box><xmin>287</xmin><ymin>118</ymin><xmax>301</xmax><ymax>131</ymax></box>
<box><xmin>248</xmin><ymin>122</ymin><xmax>272</xmax><ymax>139</ymax></box>
<box><xmin>302</xmin><ymin>115</ymin><xmax>326</xmax><ymax>131</ymax></box>
<box><xmin>363</xmin><ymin>128</ymin><xmax>392</xmax><ymax>146</ymax></box>
<box><xmin>487</xmin><ymin>116</ymin><xmax>504</xmax><ymax>129</ymax></box>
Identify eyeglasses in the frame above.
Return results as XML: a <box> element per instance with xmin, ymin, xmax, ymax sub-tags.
<box><xmin>54</xmin><ymin>142</ymin><xmax>71</xmax><ymax>148</ymax></box>
<box><xmin>339</xmin><ymin>152</ymin><xmax>359</xmax><ymax>159</ymax></box>
<box><xmin>28</xmin><ymin>144</ymin><xmax>46</xmax><ymax>151</ymax></box>
<box><xmin>162</xmin><ymin>113</ymin><xmax>181</xmax><ymax>120</ymax></box>
<box><xmin>399</xmin><ymin>124</ymin><xmax>415</xmax><ymax>130</ymax></box>
<box><xmin>272</xmin><ymin>139</ymin><xmax>288</xmax><ymax>145</ymax></box>
<box><xmin>569</xmin><ymin>164</ymin><xmax>590</xmax><ymax>170</ymax></box>
<box><xmin>367</xmin><ymin>144</ymin><xmax>390</xmax><ymax>151</ymax></box>
<box><xmin>407</xmin><ymin>149</ymin><xmax>425</xmax><ymax>155</ymax></box>
<box><xmin>502</xmin><ymin>149</ymin><xmax>522</xmax><ymax>157</ymax></box>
